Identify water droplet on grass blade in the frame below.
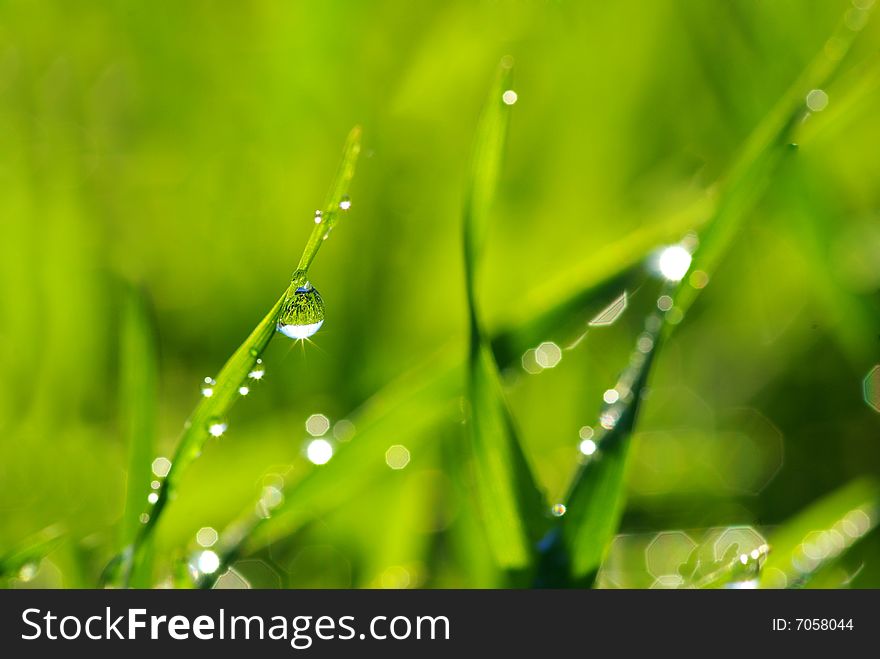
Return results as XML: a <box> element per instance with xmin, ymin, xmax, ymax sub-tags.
<box><xmin>278</xmin><ymin>282</ymin><xmax>325</xmax><ymax>339</ymax></box>
<box><xmin>579</xmin><ymin>439</ymin><xmax>597</xmax><ymax>456</ymax></box>
<box><xmin>18</xmin><ymin>562</ymin><xmax>38</xmax><ymax>581</ymax></box>
<box><xmin>238</xmin><ymin>385</ymin><xmax>250</xmax><ymax>396</ymax></box>
<box><xmin>248</xmin><ymin>358</ymin><xmax>265</xmax><ymax>380</ymax></box>
<box><xmin>201</xmin><ymin>377</ymin><xmax>215</xmax><ymax>398</ymax></box>
<box><xmin>305</xmin><ymin>438</ymin><xmax>334</xmax><ymax>465</ymax></box>
<box><xmin>339</xmin><ymin>195</ymin><xmax>351</xmax><ymax>210</ymax></box>
<box><xmin>151</xmin><ymin>457</ymin><xmax>172</xmax><ymax>477</ymax></box>
<box><xmin>196</xmin><ymin>527</ymin><xmax>218</xmax><ymax>548</ymax></box>
<box><xmin>551</xmin><ymin>504</ymin><xmax>567</xmax><ymax>517</ymax></box>
<box><xmin>207</xmin><ymin>419</ymin><xmax>228</xmax><ymax>437</ymax></box>
<box><xmin>314</xmin><ymin>210</ymin><xmax>323</xmax><ymax>224</ymax></box>
<box><xmin>196</xmin><ymin>550</ymin><xmax>220</xmax><ymax>574</ymax></box>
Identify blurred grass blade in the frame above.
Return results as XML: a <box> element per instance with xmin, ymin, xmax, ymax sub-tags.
<box><xmin>551</xmin><ymin>295</ymin><xmax>666</xmax><ymax>586</ymax></box>
<box><xmin>555</xmin><ymin>8</ymin><xmax>872</xmax><ymax>586</ymax></box>
<box><xmin>0</xmin><ymin>526</ymin><xmax>65</xmax><ymax>583</ymax></box>
<box><xmin>119</xmin><ymin>285</ymin><xmax>159</xmax><ymax>588</ymax></box>
<box><xmin>670</xmin><ymin>11</ymin><xmax>871</xmax><ymax>325</ymax></box>
<box><xmin>126</xmin><ymin>127</ymin><xmax>362</xmax><ymax>585</ymax></box>
<box><xmin>462</xmin><ymin>60</ymin><xmax>547</xmax><ymax>572</ymax></box>
<box><xmin>759</xmin><ymin>479</ymin><xmax>879</xmax><ymax>589</ymax></box>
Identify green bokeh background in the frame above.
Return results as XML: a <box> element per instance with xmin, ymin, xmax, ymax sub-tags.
<box><xmin>1</xmin><ymin>0</ymin><xmax>878</xmax><ymax>587</ymax></box>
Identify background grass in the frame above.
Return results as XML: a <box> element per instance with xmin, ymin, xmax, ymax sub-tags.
<box><xmin>1</xmin><ymin>0</ymin><xmax>879</xmax><ymax>588</ymax></box>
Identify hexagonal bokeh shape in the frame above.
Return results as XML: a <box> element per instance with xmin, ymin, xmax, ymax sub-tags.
<box><xmin>716</xmin><ymin>408</ymin><xmax>784</xmax><ymax>495</ymax></box>
<box><xmin>644</xmin><ymin>531</ymin><xmax>697</xmax><ymax>578</ymax></box>
<box><xmin>864</xmin><ymin>365</ymin><xmax>880</xmax><ymax>412</ymax></box>
<box><xmin>213</xmin><ymin>567</ymin><xmax>250</xmax><ymax>589</ymax></box>
<box><xmin>232</xmin><ymin>558</ymin><xmax>283</xmax><ymax>589</ymax></box>
<box><xmin>650</xmin><ymin>575</ymin><xmax>685</xmax><ymax>589</ymax></box>
<box><xmin>713</xmin><ymin>526</ymin><xmax>767</xmax><ymax>564</ymax></box>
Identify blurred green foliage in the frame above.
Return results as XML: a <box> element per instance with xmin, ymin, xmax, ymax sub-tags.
<box><xmin>1</xmin><ymin>0</ymin><xmax>879</xmax><ymax>588</ymax></box>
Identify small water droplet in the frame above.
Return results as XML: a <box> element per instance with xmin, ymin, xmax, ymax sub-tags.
<box><xmin>551</xmin><ymin>503</ymin><xmax>567</xmax><ymax>517</ymax></box>
<box><xmin>139</xmin><ymin>513</ymin><xmax>150</xmax><ymax>524</ymax></box>
<box><xmin>238</xmin><ymin>385</ymin><xmax>250</xmax><ymax>396</ymax></box>
<box><xmin>314</xmin><ymin>209</ymin><xmax>323</xmax><ymax>224</ymax></box>
<box><xmin>805</xmin><ymin>89</ymin><xmax>829</xmax><ymax>112</ymax></box>
<box><xmin>196</xmin><ymin>527</ymin><xmax>219</xmax><ymax>548</ymax></box>
<box><xmin>502</xmin><ymin>89</ymin><xmax>518</xmax><ymax>105</ymax></box>
<box><xmin>151</xmin><ymin>457</ymin><xmax>172</xmax><ymax>477</ymax></box>
<box><xmin>18</xmin><ymin>562</ymin><xmax>38</xmax><ymax>581</ymax></box>
<box><xmin>207</xmin><ymin>418</ymin><xmax>228</xmax><ymax>437</ymax></box>
<box><xmin>657</xmin><ymin>295</ymin><xmax>674</xmax><ymax>312</ymax></box>
<box><xmin>579</xmin><ymin>438</ymin><xmax>597</xmax><ymax>456</ymax></box>
<box><xmin>305</xmin><ymin>413</ymin><xmax>331</xmax><ymax>437</ymax></box>
<box><xmin>637</xmin><ymin>333</ymin><xmax>654</xmax><ymax>354</ymax></box>
<box><xmin>305</xmin><ymin>438</ymin><xmax>334</xmax><ymax>465</ymax></box>
<box><xmin>260</xmin><ymin>485</ymin><xmax>284</xmax><ymax>509</ymax></box>
<box><xmin>249</xmin><ymin>348</ymin><xmax>259</xmax><ymax>357</ymax></box>
<box><xmin>248</xmin><ymin>358</ymin><xmax>265</xmax><ymax>380</ymax></box>
<box><xmin>278</xmin><ymin>282</ymin><xmax>325</xmax><ymax>340</ymax></box>
<box><xmin>339</xmin><ymin>195</ymin><xmax>351</xmax><ymax>211</ymax></box>
<box><xmin>147</xmin><ymin>492</ymin><xmax>159</xmax><ymax>504</ymax></box>
<box><xmin>603</xmin><ymin>389</ymin><xmax>620</xmax><ymax>404</ymax></box>
<box><xmin>599</xmin><ymin>410</ymin><xmax>619</xmax><ymax>430</ymax></box>
<box><xmin>150</xmin><ymin>480</ymin><xmax>160</xmax><ymax>490</ymax></box>
<box><xmin>196</xmin><ymin>550</ymin><xmax>221</xmax><ymax>574</ymax></box>
<box><xmin>201</xmin><ymin>376</ymin><xmax>216</xmax><ymax>398</ymax></box>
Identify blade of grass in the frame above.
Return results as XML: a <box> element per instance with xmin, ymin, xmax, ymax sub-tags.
<box><xmin>670</xmin><ymin>9</ymin><xmax>874</xmax><ymax>325</ymax></box>
<box><xmin>119</xmin><ymin>285</ymin><xmax>159</xmax><ymax>588</ymax></box>
<box><xmin>123</xmin><ymin>126</ymin><xmax>362</xmax><ymax>586</ymax></box>
<box><xmin>0</xmin><ymin>526</ymin><xmax>65</xmax><ymax>583</ymax></box>
<box><xmin>462</xmin><ymin>60</ymin><xmax>548</xmax><ymax>574</ymax></box>
<box><xmin>555</xmin><ymin>8</ymin><xmax>873</xmax><ymax>587</ymax></box>
<box><xmin>206</xmin><ymin>13</ymin><xmax>877</xmax><ymax>577</ymax></box>
<box><xmin>545</xmin><ymin>291</ymin><xmax>666</xmax><ymax>586</ymax></box>
<box><xmin>758</xmin><ymin>479</ymin><xmax>879</xmax><ymax>589</ymax></box>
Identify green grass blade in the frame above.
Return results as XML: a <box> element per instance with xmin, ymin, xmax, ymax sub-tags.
<box><xmin>670</xmin><ymin>12</ymin><xmax>870</xmax><ymax>325</ymax></box>
<box><xmin>0</xmin><ymin>526</ymin><xmax>65</xmax><ymax>583</ymax></box>
<box><xmin>758</xmin><ymin>479</ymin><xmax>879</xmax><ymax>589</ymax></box>
<box><xmin>556</xmin><ymin>9</ymin><xmax>871</xmax><ymax>586</ymax></box>
<box><xmin>549</xmin><ymin>295</ymin><xmax>665</xmax><ymax>586</ymax></box>
<box><xmin>125</xmin><ymin>127</ymin><xmax>362</xmax><ymax>585</ymax></box>
<box><xmin>463</xmin><ymin>60</ymin><xmax>548</xmax><ymax>573</ymax></box>
<box><xmin>119</xmin><ymin>285</ymin><xmax>159</xmax><ymax>588</ymax></box>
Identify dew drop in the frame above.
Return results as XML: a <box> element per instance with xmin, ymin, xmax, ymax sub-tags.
<box><xmin>139</xmin><ymin>513</ymin><xmax>150</xmax><ymax>524</ymax></box>
<box><xmin>18</xmin><ymin>562</ymin><xmax>38</xmax><ymax>581</ymax></box>
<box><xmin>278</xmin><ymin>282</ymin><xmax>325</xmax><ymax>340</ymax></box>
<box><xmin>306</xmin><ymin>438</ymin><xmax>334</xmax><ymax>465</ymax></box>
<box><xmin>201</xmin><ymin>377</ymin><xmax>216</xmax><ymax>398</ymax></box>
<box><xmin>207</xmin><ymin>418</ymin><xmax>228</xmax><ymax>438</ymax></box>
<box><xmin>579</xmin><ymin>438</ymin><xmax>597</xmax><ymax>456</ymax></box>
<box><xmin>147</xmin><ymin>492</ymin><xmax>159</xmax><ymax>504</ymax></box>
<box><xmin>599</xmin><ymin>410</ymin><xmax>619</xmax><ymax>430</ymax></box>
<box><xmin>314</xmin><ymin>209</ymin><xmax>323</xmax><ymax>224</ymax></box>
<box><xmin>196</xmin><ymin>527</ymin><xmax>219</xmax><ymax>548</ymax></box>
<box><xmin>151</xmin><ymin>457</ymin><xmax>172</xmax><ymax>477</ymax></box>
<box><xmin>238</xmin><ymin>385</ymin><xmax>250</xmax><ymax>396</ymax></box>
<box><xmin>196</xmin><ymin>550</ymin><xmax>221</xmax><ymax>574</ymax></box>
<box><xmin>339</xmin><ymin>195</ymin><xmax>351</xmax><ymax>211</ymax></box>
<box><xmin>551</xmin><ymin>503</ymin><xmax>567</xmax><ymax>517</ymax></box>
<box><xmin>248</xmin><ymin>358</ymin><xmax>265</xmax><ymax>380</ymax></box>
